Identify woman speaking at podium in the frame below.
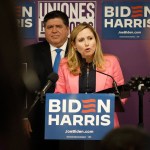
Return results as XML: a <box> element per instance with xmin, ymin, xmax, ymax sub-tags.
<box><xmin>55</xmin><ymin>22</ymin><xmax>127</xmax><ymax>150</ymax></box>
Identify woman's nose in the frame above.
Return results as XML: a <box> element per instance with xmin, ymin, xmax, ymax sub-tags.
<box><xmin>85</xmin><ymin>40</ymin><xmax>89</xmax><ymax>46</ymax></box>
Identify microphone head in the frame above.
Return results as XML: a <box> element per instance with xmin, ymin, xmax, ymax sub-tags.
<box><xmin>47</xmin><ymin>72</ymin><xmax>59</xmax><ymax>83</ymax></box>
<box><xmin>22</xmin><ymin>69</ymin><xmax>40</xmax><ymax>92</ymax></box>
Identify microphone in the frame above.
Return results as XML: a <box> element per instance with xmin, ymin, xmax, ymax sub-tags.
<box><xmin>41</xmin><ymin>72</ymin><xmax>59</xmax><ymax>96</ymax></box>
<box><xmin>93</xmin><ymin>69</ymin><xmax>120</xmax><ymax>95</ymax></box>
<box><xmin>93</xmin><ymin>68</ymin><xmax>124</xmax><ymax>112</ymax></box>
<box><xmin>28</xmin><ymin>72</ymin><xmax>58</xmax><ymax>114</ymax></box>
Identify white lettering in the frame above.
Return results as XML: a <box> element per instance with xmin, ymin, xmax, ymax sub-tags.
<box><xmin>97</xmin><ymin>99</ymin><xmax>111</xmax><ymax>113</ymax></box>
<box><xmin>49</xmin><ymin>99</ymin><xmax>60</xmax><ymax>112</ymax></box>
<box><xmin>48</xmin><ymin>114</ymin><xmax>111</xmax><ymax>126</ymax></box>
<box><xmin>22</xmin><ymin>6</ymin><xmax>32</xmax><ymax>17</ymax></box>
<box><xmin>105</xmin><ymin>6</ymin><xmax>131</xmax><ymax>17</ymax></box>
<box><xmin>144</xmin><ymin>6</ymin><xmax>150</xmax><ymax>17</ymax></box>
<box><xmin>101</xmin><ymin>115</ymin><xmax>111</xmax><ymax>126</ymax></box>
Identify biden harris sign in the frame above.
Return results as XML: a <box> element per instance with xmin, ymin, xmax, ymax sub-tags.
<box><xmin>102</xmin><ymin>1</ymin><xmax>150</xmax><ymax>39</ymax></box>
<box><xmin>45</xmin><ymin>93</ymin><xmax>115</xmax><ymax>140</ymax></box>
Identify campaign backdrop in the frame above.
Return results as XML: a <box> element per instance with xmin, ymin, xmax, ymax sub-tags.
<box><xmin>17</xmin><ymin>0</ymin><xmax>150</xmax><ymax>133</ymax></box>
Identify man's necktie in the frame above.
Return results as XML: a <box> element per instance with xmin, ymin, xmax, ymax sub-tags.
<box><xmin>53</xmin><ymin>48</ymin><xmax>62</xmax><ymax>73</ymax></box>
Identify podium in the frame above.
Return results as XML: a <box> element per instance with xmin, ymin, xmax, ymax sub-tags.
<box><xmin>96</xmin><ymin>84</ymin><xmax>130</xmax><ymax>112</ymax></box>
<box><xmin>44</xmin><ymin>93</ymin><xmax>115</xmax><ymax>140</ymax></box>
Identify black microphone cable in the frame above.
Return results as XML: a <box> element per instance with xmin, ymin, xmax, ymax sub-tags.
<box><xmin>93</xmin><ymin>68</ymin><xmax>124</xmax><ymax>112</ymax></box>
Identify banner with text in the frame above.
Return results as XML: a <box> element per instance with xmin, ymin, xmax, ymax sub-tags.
<box><xmin>38</xmin><ymin>1</ymin><xmax>96</xmax><ymax>40</ymax></box>
<box><xmin>16</xmin><ymin>1</ymin><xmax>36</xmax><ymax>38</ymax></box>
<box><xmin>45</xmin><ymin>93</ymin><xmax>115</xmax><ymax>140</ymax></box>
<box><xmin>102</xmin><ymin>1</ymin><xmax>150</xmax><ymax>39</ymax></box>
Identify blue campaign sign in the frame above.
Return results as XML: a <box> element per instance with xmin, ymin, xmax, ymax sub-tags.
<box><xmin>102</xmin><ymin>1</ymin><xmax>150</xmax><ymax>40</ymax></box>
<box><xmin>45</xmin><ymin>93</ymin><xmax>115</xmax><ymax>140</ymax></box>
<box><xmin>16</xmin><ymin>1</ymin><xmax>35</xmax><ymax>39</ymax></box>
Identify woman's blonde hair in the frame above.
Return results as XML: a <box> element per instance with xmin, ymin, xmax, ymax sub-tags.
<box><xmin>67</xmin><ymin>22</ymin><xmax>105</xmax><ymax>75</ymax></box>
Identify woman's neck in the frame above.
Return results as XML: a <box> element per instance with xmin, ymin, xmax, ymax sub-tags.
<box><xmin>85</xmin><ymin>58</ymin><xmax>93</xmax><ymax>63</ymax></box>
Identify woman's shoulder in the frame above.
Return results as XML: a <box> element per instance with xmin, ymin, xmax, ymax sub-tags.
<box><xmin>104</xmin><ymin>53</ymin><xmax>119</xmax><ymax>62</ymax></box>
<box><xmin>60</xmin><ymin>57</ymin><xmax>68</xmax><ymax>66</ymax></box>
<box><xmin>60</xmin><ymin>57</ymin><xmax>68</xmax><ymax>62</ymax></box>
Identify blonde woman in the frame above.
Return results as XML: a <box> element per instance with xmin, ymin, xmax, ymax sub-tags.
<box><xmin>55</xmin><ymin>22</ymin><xmax>127</xmax><ymax>150</ymax></box>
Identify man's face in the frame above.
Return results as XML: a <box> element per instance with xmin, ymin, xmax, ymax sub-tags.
<box><xmin>44</xmin><ymin>18</ymin><xmax>69</xmax><ymax>47</ymax></box>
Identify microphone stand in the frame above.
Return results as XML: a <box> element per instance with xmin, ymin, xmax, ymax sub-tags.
<box><xmin>138</xmin><ymin>84</ymin><xmax>145</xmax><ymax>128</ymax></box>
<box><xmin>28</xmin><ymin>91</ymin><xmax>45</xmax><ymax>115</ymax></box>
<box><xmin>113</xmin><ymin>80</ymin><xmax>120</xmax><ymax>95</ymax></box>
<box><xmin>127</xmin><ymin>76</ymin><xmax>150</xmax><ymax>128</ymax></box>
<box><xmin>27</xmin><ymin>72</ymin><xmax>58</xmax><ymax>115</ymax></box>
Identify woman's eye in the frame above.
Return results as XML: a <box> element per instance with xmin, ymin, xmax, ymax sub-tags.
<box><xmin>78</xmin><ymin>38</ymin><xmax>84</xmax><ymax>42</ymax></box>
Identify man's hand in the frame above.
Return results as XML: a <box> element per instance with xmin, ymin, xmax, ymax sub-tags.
<box><xmin>23</xmin><ymin>118</ymin><xmax>32</xmax><ymax>138</ymax></box>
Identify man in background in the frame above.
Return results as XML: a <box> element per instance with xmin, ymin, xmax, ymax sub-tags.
<box><xmin>23</xmin><ymin>10</ymin><xmax>70</xmax><ymax>150</ymax></box>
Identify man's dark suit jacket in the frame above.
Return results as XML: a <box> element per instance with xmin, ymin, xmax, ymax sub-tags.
<box><xmin>23</xmin><ymin>40</ymin><xmax>69</xmax><ymax>150</ymax></box>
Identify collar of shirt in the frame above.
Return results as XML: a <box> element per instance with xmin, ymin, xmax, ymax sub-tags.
<box><xmin>49</xmin><ymin>39</ymin><xmax>68</xmax><ymax>66</ymax></box>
